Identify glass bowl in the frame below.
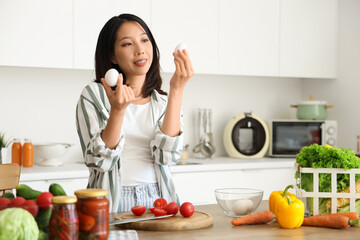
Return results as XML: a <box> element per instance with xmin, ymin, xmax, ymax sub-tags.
<box><xmin>214</xmin><ymin>188</ymin><xmax>263</xmax><ymax>217</ymax></box>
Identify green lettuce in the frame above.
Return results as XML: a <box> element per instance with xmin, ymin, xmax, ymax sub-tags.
<box><xmin>0</xmin><ymin>208</ymin><xmax>39</xmax><ymax>240</ymax></box>
<box><xmin>295</xmin><ymin>144</ymin><xmax>360</xmax><ymax>214</ymax></box>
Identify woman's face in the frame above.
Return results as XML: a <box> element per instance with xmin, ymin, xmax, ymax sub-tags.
<box><xmin>112</xmin><ymin>21</ymin><xmax>153</xmax><ymax>79</ymax></box>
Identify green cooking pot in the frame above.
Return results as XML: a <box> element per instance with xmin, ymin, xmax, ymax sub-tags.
<box><xmin>290</xmin><ymin>100</ymin><xmax>334</xmax><ymax>120</ymax></box>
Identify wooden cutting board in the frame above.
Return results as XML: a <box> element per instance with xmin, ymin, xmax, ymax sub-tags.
<box><xmin>0</xmin><ymin>163</ymin><xmax>20</xmax><ymax>191</ymax></box>
<box><xmin>115</xmin><ymin>211</ymin><xmax>213</xmax><ymax>231</ymax></box>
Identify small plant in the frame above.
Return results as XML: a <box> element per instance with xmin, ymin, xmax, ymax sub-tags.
<box><xmin>0</xmin><ymin>132</ymin><xmax>11</xmax><ymax>149</ymax></box>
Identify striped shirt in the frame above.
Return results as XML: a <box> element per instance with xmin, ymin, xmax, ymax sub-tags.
<box><xmin>75</xmin><ymin>82</ymin><xmax>183</xmax><ymax>212</ymax></box>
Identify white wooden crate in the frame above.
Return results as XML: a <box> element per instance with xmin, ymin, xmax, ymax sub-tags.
<box><xmin>295</xmin><ymin>163</ymin><xmax>360</xmax><ymax>215</ymax></box>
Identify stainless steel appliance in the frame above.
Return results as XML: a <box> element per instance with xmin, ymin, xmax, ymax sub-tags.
<box><xmin>269</xmin><ymin>119</ymin><xmax>337</xmax><ymax>157</ymax></box>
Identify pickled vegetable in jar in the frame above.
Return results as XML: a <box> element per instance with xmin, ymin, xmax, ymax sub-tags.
<box><xmin>74</xmin><ymin>189</ymin><xmax>109</xmax><ymax>240</ymax></box>
<box><xmin>49</xmin><ymin>196</ymin><xmax>79</xmax><ymax>240</ymax></box>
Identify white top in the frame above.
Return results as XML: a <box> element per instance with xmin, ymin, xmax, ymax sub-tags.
<box><xmin>121</xmin><ymin>102</ymin><xmax>157</xmax><ymax>186</ymax></box>
<box><xmin>76</xmin><ymin>82</ymin><xmax>184</xmax><ymax>212</ymax></box>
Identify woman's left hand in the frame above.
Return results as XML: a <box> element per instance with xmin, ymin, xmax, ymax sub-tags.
<box><xmin>170</xmin><ymin>49</ymin><xmax>194</xmax><ymax>90</ymax></box>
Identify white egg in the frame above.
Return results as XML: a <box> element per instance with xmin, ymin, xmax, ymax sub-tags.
<box><xmin>174</xmin><ymin>43</ymin><xmax>188</xmax><ymax>53</ymax></box>
<box><xmin>246</xmin><ymin>199</ymin><xmax>254</xmax><ymax>212</ymax></box>
<box><xmin>232</xmin><ymin>199</ymin><xmax>254</xmax><ymax>215</ymax></box>
<box><xmin>104</xmin><ymin>68</ymin><xmax>119</xmax><ymax>87</ymax></box>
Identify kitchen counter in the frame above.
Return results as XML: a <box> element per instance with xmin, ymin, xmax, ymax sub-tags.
<box><xmin>113</xmin><ymin>201</ymin><xmax>360</xmax><ymax>240</ymax></box>
<box><xmin>173</xmin><ymin>157</ymin><xmax>295</xmax><ymax>173</ymax></box>
<box><xmin>19</xmin><ymin>163</ymin><xmax>89</xmax><ymax>181</ymax></box>
<box><xmin>19</xmin><ymin>157</ymin><xmax>295</xmax><ymax>181</ymax></box>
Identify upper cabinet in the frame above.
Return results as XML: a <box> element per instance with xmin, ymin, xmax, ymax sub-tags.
<box><xmin>0</xmin><ymin>0</ymin><xmax>73</xmax><ymax>69</ymax></box>
<box><xmin>0</xmin><ymin>0</ymin><xmax>338</xmax><ymax>79</ymax></box>
<box><xmin>218</xmin><ymin>0</ymin><xmax>337</xmax><ymax>78</ymax></box>
<box><xmin>279</xmin><ymin>0</ymin><xmax>338</xmax><ymax>78</ymax></box>
<box><xmin>218</xmin><ymin>0</ymin><xmax>280</xmax><ymax>77</ymax></box>
<box><xmin>151</xmin><ymin>0</ymin><xmax>219</xmax><ymax>75</ymax></box>
<box><xmin>73</xmin><ymin>0</ymin><xmax>151</xmax><ymax>70</ymax></box>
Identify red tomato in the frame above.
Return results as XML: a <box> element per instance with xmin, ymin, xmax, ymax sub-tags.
<box><xmin>154</xmin><ymin>208</ymin><xmax>167</xmax><ymax>217</ymax></box>
<box><xmin>21</xmin><ymin>200</ymin><xmax>39</xmax><ymax>217</ymax></box>
<box><xmin>164</xmin><ymin>202</ymin><xmax>179</xmax><ymax>215</ymax></box>
<box><xmin>153</xmin><ymin>198</ymin><xmax>167</xmax><ymax>208</ymax></box>
<box><xmin>0</xmin><ymin>198</ymin><xmax>11</xmax><ymax>210</ymax></box>
<box><xmin>36</xmin><ymin>192</ymin><xmax>53</xmax><ymax>209</ymax></box>
<box><xmin>149</xmin><ymin>207</ymin><xmax>155</xmax><ymax>213</ymax></box>
<box><xmin>80</xmin><ymin>198</ymin><xmax>109</xmax><ymax>216</ymax></box>
<box><xmin>180</xmin><ymin>202</ymin><xmax>194</xmax><ymax>217</ymax></box>
<box><xmin>91</xmin><ymin>221</ymin><xmax>109</xmax><ymax>240</ymax></box>
<box><xmin>78</xmin><ymin>211</ymin><xmax>96</xmax><ymax>232</ymax></box>
<box><xmin>9</xmin><ymin>197</ymin><xmax>26</xmax><ymax>207</ymax></box>
<box><xmin>131</xmin><ymin>206</ymin><xmax>146</xmax><ymax>216</ymax></box>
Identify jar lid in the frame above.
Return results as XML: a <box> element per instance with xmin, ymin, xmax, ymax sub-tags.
<box><xmin>52</xmin><ymin>196</ymin><xmax>77</xmax><ymax>204</ymax></box>
<box><xmin>74</xmin><ymin>188</ymin><xmax>108</xmax><ymax>197</ymax></box>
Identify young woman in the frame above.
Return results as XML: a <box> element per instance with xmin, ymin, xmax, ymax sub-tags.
<box><xmin>76</xmin><ymin>14</ymin><xmax>193</xmax><ymax>213</ymax></box>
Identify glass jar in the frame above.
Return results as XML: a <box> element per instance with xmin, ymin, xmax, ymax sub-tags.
<box><xmin>49</xmin><ymin>196</ymin><xmax>79</xmax><ymax>240</ymax></box>
<box><xmin>74</xmin><ymin>189</ymin><xmax>109</xmax><ymax>240</ymax></box>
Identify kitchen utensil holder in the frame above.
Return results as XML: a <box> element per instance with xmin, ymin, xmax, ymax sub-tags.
<box><xmin>295</xmin><ymin>163</ymin><xmax>360</xmax><ymax>216</ymax></box>
<box><xmin>193</xmin><ymin>108</ymin><xmax>215</xmax><ymax>158</ymax></box>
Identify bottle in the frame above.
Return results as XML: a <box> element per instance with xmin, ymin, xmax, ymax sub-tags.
<box><xmin>11</xmin><ymin>138</ymin><xmax>22</xmax><ymax>166</ymax></box>
<box><xmin>22</xmin><ymin>138</ymin><xmax>33</xmax><ymax>167</ymax></box>
<box><xmin>49</xmin><ymin>196</ymin><xmax>79</xmax><ymax>240</ymax></box>
<box><xmin>356</xmin><ymin>135</ymin><xmax>360</xmax><ymax>158</ymax></box>
<box><xmin>74</xmin><ymin>189</ymin><xmax>109</xmax><ymax>240</ymax></box>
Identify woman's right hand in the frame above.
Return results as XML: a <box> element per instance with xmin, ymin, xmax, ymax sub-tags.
<box><xmin>101</xmin><ymin>74</ymin><xmax>135</xmax><ymax>113</ymax></box>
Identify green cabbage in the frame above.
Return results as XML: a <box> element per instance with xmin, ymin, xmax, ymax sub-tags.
<box><xmin>0</xmin><ymin>208</ymin><xmax>39</xmax><ymax>240</ymax></box>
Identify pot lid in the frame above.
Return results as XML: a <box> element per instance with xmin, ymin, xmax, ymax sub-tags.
<box><xmin>298</xmin><ymin>100</ymin><xmax>327</xmax><ymax>105</ymax></box>
<box><xmin>298</xmin><ymin>95</ymin><xmax>327</xmax><ymax>105</ymax></box>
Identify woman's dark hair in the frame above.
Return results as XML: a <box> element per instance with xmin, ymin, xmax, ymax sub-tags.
<box><xmin>94</xmin><ymin>13</ymin><xmax>166</xmax><ymax>97</ymax></box>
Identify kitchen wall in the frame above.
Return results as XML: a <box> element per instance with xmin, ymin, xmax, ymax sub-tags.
<box><xmin>0</xmin><ymin>66</ymin><xmax>301</xmax><ymax>162</ymax></box>
<box><xmin>301</xmin><ymin>0</ymin><xmax>360</xmax><ymax>151</ymax></box>
<box><xmin>1</xmin><ymin>0</ymin><xmax>358</xmax><ymax>163</ymax></box>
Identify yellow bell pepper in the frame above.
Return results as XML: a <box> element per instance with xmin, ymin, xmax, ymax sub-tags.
<box><xmin>269</xmin><ymin>185</ymin><xmax>297</xmax><ymax>213</ymax></box>
<box><xmin>269</xmin><ymin>185</ymin><xmax>304</xmax><ymax>229</ymax></box>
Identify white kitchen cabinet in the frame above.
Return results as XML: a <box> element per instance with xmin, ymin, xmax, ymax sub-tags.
<box><xmin>73</xmin><ymin>0</ymin><xmax>151</xmax><ymax>70</ymax></box>
<box><xmin>0</xmin><ymin>0</ymin><xmax>73</xmax><ymax>69</ymax></box>
<box><xmin>279</xmin><ymin>0</ymin><xmax>338</xmax><ymax>79</ymax></box>
<box><xmin>218</xmin><ymin>0</ymin><xmax>280</xmax><ymax>77</ymax></box>
<box><xmin>0</xmin><ymin>0</ymin><xmax>338</xmax><ymax>79</ymax></box>
<box><xmin>218</xmin><ymin>0</ymin><xmax>337</xmax><ymax>78</ymax></box>
<box><xmin>151</xmin><ymin>0</ymin><xmax>219</xmax><ymax>74</ymax></box>
<box><xmin>20</xmin><ymin>178</ymin><xmax>89</xmax><ymax>196</ymax></box>
<box><xmin>172</xmin><ymin>167</ymin><xmax>295</xmax><ymax>205</ymax></box>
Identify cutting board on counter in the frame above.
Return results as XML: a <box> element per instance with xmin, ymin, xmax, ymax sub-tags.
<box><xmin>115</xmin><ymin>211</ymin><xmax>213</xmax><ymax>231</ymax></box>
<box><xmin>0</xmin><ymin>163</ymin><xmax>20</xmax><ymax>191</ymax></box>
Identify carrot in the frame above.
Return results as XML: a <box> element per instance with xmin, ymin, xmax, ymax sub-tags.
<box><xmin>302</xmin><ymin>215</ymin><xmax>360</xmax><ymax>229</ymax></box>
<box><xmin>231</xmin><ymin>211</ymin><xmax>274</xmax><ymax>226</ymax></box>
<box><xmin>310</xmin><ymin>212</ymin><xmax>359</xmax><ymax>220</ymax></box>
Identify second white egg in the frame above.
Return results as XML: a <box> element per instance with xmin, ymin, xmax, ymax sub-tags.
<box><xmin>174</xmin><ymin>43</ymin><xmax>188</xmax><ymax>53</ymax></box>
<box><xmin>232</xmin><ymin>199</ymin><xmax>254</xmax><ymax>215</ymax></box>
<box><xmin>104</xmin><ymin>68</ymin><xmax>119</xmax><ymax>87</ymax></box>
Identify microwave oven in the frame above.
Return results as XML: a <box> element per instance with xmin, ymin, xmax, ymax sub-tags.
<box><xmin>268</xmin><ymin>120</ymin><xmax>337</xmax><ymax>157</ymax></box>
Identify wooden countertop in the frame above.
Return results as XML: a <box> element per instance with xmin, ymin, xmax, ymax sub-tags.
<box><xmin>113</xmin><ymin>201</ymin><xmax>360</xmax><ymax>240</ymax></box>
